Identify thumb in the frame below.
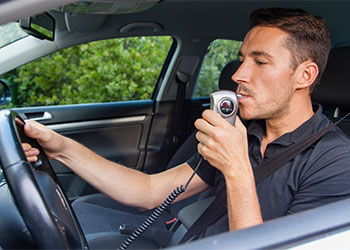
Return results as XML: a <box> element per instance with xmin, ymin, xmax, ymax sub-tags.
<box><xmin>24</xmin><ymin>121</ymin><xmax>37</xmax><ymax>138</ymax></box>
<box><xmin>23</xmin><ymin>120</ymin><xmax>47</xmax><ymax>142</ymax></box>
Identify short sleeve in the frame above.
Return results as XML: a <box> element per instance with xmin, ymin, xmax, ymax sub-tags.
<box><xmin>187</xmin><ymin>153</ymin><xmax>217</xmax><ymax>187</ymax></box>
<box><xmin>287</xmin><ymin>142</ymin><xmax>350</xmax><ymax>214</ymax></box>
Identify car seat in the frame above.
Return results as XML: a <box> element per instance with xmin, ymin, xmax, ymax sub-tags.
<box><xmin>312</xmin><ymin>46</ymin><xmax>350</xmax><ymax>134</ymax></box>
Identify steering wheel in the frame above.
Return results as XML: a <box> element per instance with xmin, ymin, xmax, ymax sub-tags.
<box><xmin>0</xmin><ymin>110</ymin><xmax>88</xmax><ymax>249</ymax></box>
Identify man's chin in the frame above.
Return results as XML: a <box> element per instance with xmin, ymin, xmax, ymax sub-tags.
<box><xmin>239</xmin><ymin>109</ymin><xmax>254</xmax><ymax>120</ymax></box>
<box><xmin>239</xmin><ymin>110</ymin><xmax>264</xmax><ymax>121</ymax></box>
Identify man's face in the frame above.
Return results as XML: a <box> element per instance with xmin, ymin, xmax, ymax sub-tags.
<box><xmin>233</xmin><ymin>26</ymin><xmax>297</xmax><ymax>120</ymax></box>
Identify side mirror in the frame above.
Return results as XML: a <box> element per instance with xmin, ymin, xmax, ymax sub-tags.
<box><xmin>19</xmin><ymin>12</ymin><xmax>55</xmax><ymax>41</ymax></box>
<box><xmin>0</xmin><ymin>80</ymin><xmax>11</xmax><ymax>106</ymax></box>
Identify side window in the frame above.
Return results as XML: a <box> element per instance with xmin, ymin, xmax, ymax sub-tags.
<box><xmin>193</xmin><ymin>39</ymin><xmax>241</xmax><ymax>97</ymax></box>
<box><xmin>0</xmin><ymin>36</ymin><xmax>172</xmax><ymax>108</ymax></box>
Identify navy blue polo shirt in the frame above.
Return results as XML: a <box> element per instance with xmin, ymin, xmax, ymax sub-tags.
<box><xmin>187</xmin><ymin>104</ymin><xmax>350</xmax><ymax>237</ymax></box>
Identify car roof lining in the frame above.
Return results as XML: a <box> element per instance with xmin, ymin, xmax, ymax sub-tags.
<box><xmin>58</xmin><ymin>0</ymin><xmax>161</xmax><ymax>15</ymax></box>
<box><xmin>46</xmin><ymin>1</ymin><xmax>350</xmax><ymax>48</ymax></box>
<box><xmin>2</xmin><ymin>1</ymin><xmax>350</xmax><ymax>49</ymax></box>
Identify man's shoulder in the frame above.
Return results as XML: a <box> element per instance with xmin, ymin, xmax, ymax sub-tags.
<box><xmin>314</xmin><ymin>107</ymin><xmax>350</xmax><ymax>147</ymax></box>
<box><xmin>323</xmin><ymin>124</ymin><xmax>350</xmax><ymax>146</ymax></box>
<box><xmin>306</xmin><ymin>124</ymin><xmax>350</xmax><ymax>172</ymax></box>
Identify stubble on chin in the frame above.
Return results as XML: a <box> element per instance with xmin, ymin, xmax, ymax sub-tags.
<box><xmin>239</xmin><ymin>97</ymin><xmax>292</xmax><ymax>121</ymax></box>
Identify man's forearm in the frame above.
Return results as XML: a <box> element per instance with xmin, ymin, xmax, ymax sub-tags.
<box><xmin>54</xmin><ymin>136</ymin><xmax>154</xmax><ymax>209</ymax></box>
<box><xmin>224</xmin><ymin>169</ymin><xmax>263</xmax><ymax>231</ymax></box>
<box><xmin>24</xmin><ymin>120</ymin><xmax>207</xmax><ymax>210</ymax></box>
<box><xmin>52</xmin><ymin>136</ymin><xmax>208</xmax><ymax>210</ymax></box>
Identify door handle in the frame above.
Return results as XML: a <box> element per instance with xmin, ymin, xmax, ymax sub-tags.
<box><xmin>25</xmin><ymin>111</ymin><xmax>53</xmax><ymax>121</ymax></box>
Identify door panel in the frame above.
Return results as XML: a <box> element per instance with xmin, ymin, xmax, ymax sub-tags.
<box><xmin>13</xmin><ymin>100</ymin><xmax>154</xmax><ymax>200</ymax></box>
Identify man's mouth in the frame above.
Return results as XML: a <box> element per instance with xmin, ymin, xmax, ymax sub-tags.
<box><xmin>236</xmin><ymin>93</ymin><xmax>243</xmax><ymax>99</ymax></box>
<box><xmin>236</xmin><ymin>93</ymin><xmax>249</xmax><ymax>100</ymax></box>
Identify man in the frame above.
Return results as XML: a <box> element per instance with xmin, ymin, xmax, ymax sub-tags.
<box><xmin>23</xmin><ymin>7</ymin><xmax>350</xmax><ymax>244</ymax></box>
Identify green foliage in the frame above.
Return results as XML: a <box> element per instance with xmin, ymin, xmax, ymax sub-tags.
<box><xmin>194</xmin><ymin>39</ymin><xmax>241</xmax><ymax>97</ymax></box>
<box><xmin>0</xmin><ymin>37</ymin><xmax>241</xmax><ymax>108</ymax></box>
<box><xmin>1</xmin><ymin>36</ymin><xmax>172</xmax><ymax>107</ymax></box>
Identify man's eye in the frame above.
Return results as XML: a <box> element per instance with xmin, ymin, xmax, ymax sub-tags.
<box><xmin>256</xmin><ymin>60</ymin><xmax>266</xmax><ymax>65</ymax></box>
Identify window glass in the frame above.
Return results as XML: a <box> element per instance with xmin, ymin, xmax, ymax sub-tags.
<box><xmin>0</xmin><ymin>36</ymin><xmax>172</xmax><ymax>108</ymax></box>
<box><xmin>0</xmin><ymin>22</ymin><xmax>28</xmax><ymax>49</ymax></box>
<box><xmin>193</xmin><ymin>39</ymin><xmax>241</xmax><ymax>97</ymax></box>
<box><xmin>0</xmin><ymin>169</ymin><xmax>4</xmax><ymax>184</ymax></box>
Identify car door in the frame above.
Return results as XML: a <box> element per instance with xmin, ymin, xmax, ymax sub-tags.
<box><xmin>0</xmin><ymin>35</ymin><xmax>175</xmax><ymax>201</ymax></box>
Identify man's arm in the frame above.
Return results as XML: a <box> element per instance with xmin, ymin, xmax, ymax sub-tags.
<box><xmin>287</xmin><ymin>140</ymin><xmax>350</xmax><ymax>214</ymax></box>
<box><xmin>23</xmin><ymin>120</ymin><xmax>209</xmax><ymax>210</ymax></box>
<box><xmin>195</xmin><ymin>110</ymin><xmax>263</xmax><ymax>231</ymax></box>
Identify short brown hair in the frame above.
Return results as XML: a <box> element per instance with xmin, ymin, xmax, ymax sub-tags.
<box><xmin>249</xmin><ymin>8</ymin><xmax>331</xmax><ymax>93</ymax></box>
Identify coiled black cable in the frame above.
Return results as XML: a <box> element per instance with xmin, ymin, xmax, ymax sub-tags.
<box><xmin>118</xmin><ymin>156</ymin><xmax>203</xmax><ymax>250</ymax></box>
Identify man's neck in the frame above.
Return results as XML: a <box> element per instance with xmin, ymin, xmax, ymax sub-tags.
<box><xmin>260</xmin><ymin>100</ymin><xmax>314</xmax><ymax>157</ymax></box>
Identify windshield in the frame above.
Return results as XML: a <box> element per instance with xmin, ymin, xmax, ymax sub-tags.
<box><xmin>0</xmin><ymin>22</ymin><xmax>28</xmax><ymax>49</ymax></box>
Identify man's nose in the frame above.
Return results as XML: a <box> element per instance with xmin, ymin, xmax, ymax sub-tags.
<box><xmin>232</xmin><ymin>62</ymin><xmax>249</xmax><ymax>84</ymax></box>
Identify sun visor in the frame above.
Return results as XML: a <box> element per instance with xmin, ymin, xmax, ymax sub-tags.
<box><xmin>64</xmin><ymin>12</ymin><xmax>107</xmax><ymax>32</ymax></box>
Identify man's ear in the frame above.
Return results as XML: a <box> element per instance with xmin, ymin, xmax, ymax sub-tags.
<box><xmin>295</xmin><ymin>60</ymin><xmax>319</xmax><ymax>89</ymax></box>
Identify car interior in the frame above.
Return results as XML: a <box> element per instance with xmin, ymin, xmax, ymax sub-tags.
<box><xmin>312</xmin><ymin>46</ymin><xmax>350</xmax><ymax>133</ymax></box>
<box><xmin>0</xmin><ymin>0</ymin><xmax>349</xmax><ymax>249</ymax></box>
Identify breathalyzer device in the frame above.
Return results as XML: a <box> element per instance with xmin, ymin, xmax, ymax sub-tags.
<box><xmin>210</xmin><ymin>90</ymin><xmax>239</xmax><ymax>125</ymax></box>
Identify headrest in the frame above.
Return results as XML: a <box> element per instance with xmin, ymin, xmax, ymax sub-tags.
<box><xmin>218</xmin><ymin>60</ymin><xmax>239</xmax><ymax>91</ymax></box>
<box><xmin>312</xmin><ymin>47</ymin><xmax>350</xmax><ymax>110</ymax></box>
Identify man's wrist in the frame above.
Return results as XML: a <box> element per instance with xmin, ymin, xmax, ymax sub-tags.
<box><xmin>223</xmin><ymin>160</ymin><xmax>255</xmax><ymax>186</ymax></box>
<box><xmin>51</xmin><ymin>135</ymin><xmax>74</xmax><ymax>162</ymax></box>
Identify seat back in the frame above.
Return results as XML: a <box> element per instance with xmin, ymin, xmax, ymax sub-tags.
<box><xmin>312</xmin><ymin>46</ymin><xmax>350</xmax><ymax>134</ymax></box>
<box><xmin>218</xmin><ymin>60</ymin><xmax>239</xmax><ymax>91</ymax></box>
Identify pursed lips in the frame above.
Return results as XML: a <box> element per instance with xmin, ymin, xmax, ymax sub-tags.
<box><xmin>236</xmin><ymin>93</ymin><xmax>250</xmax><ymax>101</ymax></box>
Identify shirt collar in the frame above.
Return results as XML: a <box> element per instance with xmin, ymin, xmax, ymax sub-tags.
<box><xmin>247</xmin><ymin>104</ymin><xmax>330</xmax><ymax>147</ymax></box>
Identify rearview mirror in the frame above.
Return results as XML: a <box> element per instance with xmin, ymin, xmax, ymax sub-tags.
<box><xmin>20</xmin><ymin>12</ymin><xmax>55</xmax><ymax>41</ymax></box>
<box><xmin>0</xmin><ymin>80</ymin><xmax>11</xmax><ymax>106</ymax></box>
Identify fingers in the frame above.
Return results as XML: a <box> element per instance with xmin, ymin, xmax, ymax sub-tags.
<box><xmin>194</xmin><ymin>109</ymin><xmax>247</xmax><ymax>167</ymax></box>
<box><xmin>22</xmin><ymin>142</ymin><xmax>40</xmax><ymax>162</ymax></box>
<box><xmin>202</xmin><ymin>109</ymin><xmax>225</xmax><ymax>127</ymax></box>
<box><xmin>195</xmin><ymin>133</ymin><xmax>215</xmax><ymax>162</ymax></box>
<box><xmin>194</xmin><ymin>111</ymin><xmax>228</xmax><ymax>159</ymax></box>
<box><xmin>22</xmin><ymin>122</ymin><xmax>42</xmax><ymax>162</ymax></box>
<box><xmin>26</xmin><ymin>155</ymin><xmax>38</xmax><ymax>162</ymax></box>
<box><xmin>195</xmin><ymin>118</ymin><xmax>213</xmax><ymax>138</ymax></box>
<box><xmin>195</xmin><ymin>109</ymin><xmax>240</xmax><ymax>138</ymax></box>
<box><xmin>194</xmin><ymin>110</ymin><xmax>225</xmax><ymax>137</ymax></box>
